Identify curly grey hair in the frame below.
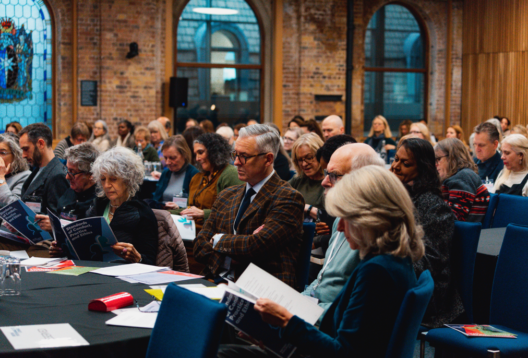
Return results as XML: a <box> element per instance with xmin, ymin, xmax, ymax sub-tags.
<box><xmin>91</xmin><ymin>147</ymin><xmax>144</xmax><ymax>198</ymax></box>
<box><xmin>0</xmin><ymin>134</ymin><xmax>28</xmax><ymax>174</ymax></box>
<box><xmin>238</xmin><ymin>124</ymin><xmax>280</xmax><ymax>157</ymax></box>
<box><xmin>64</xmin><ymin>143</ymin><xmax>100</xmax><ymax>173</ymax></box>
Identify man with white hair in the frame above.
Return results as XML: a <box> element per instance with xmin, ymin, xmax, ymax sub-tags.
<box><xmin>302</xmin><ymin>143</ymin><xmax>384</xmax><ymax>315</ymax></box>
<box><xmin>216</xmin><ymin>126</ymin><xmax>235</xmax><ymax>146</ymax></box>
<box><xmin>194</xmin><ymin>124</ymin><xmax>304</xmax><ymax>287</ymax></box>
<box><xmin>321</xmin><ymin>115</ymin><xmax>345</xmax><ymax>141</ymax></box>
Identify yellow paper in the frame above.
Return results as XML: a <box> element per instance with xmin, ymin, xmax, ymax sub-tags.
<box><xmin>144</xmin><ymin>289</ymin><xmax>164</xmax><ymax>301</ymax></box>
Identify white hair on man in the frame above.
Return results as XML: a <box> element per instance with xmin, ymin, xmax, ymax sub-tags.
<box><xmin>350</xmin><ymin>145</ymin><xmax>385</xmax><ymax>171</ymax></box>
<box><xmin>216</xmin><ymin>126</ymin><xmax>235</xmax><ymax>144</ymax></box>
<box><xmin>238</xmin><ymin>124</ymin><xmax>280</xmax><ymax>158</ymax></box>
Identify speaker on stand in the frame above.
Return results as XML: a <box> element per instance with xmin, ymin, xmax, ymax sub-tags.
<box><xmin>169</xmin><ymin>77</ymin><xmax>188</xmax><ymax>133</ymax></box>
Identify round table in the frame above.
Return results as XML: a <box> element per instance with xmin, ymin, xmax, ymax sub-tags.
<box><xmin>0</xmin><ymin>260</ymin><xmax>212</xmax><ymax>357</ymax></box>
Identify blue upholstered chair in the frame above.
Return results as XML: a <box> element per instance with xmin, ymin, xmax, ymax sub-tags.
<box><xmin>146</xmin><ymin>283</ymin><xmax>227</xmax><ymax>358</ymax></box>
<box><xmin>422</xmin><ymin>224</ymin><xmax>528</xmax><ymax>358</ymax></box>
<box><xmin>296</xmin><ymin>222</ymin><xmax>316</xmax><ymax>291</ymax></box>
<box><xmin>385</xmin><ymin>270</ymin><xmax>434</xmax><ymax>358</ymax></box>
<box><xmin>491</xmin><ymin>194</ymin><xmax>528</xmax><ymax>228</ymax></box>
<box><xmin>482</xmin><ymin>193</ymin><xmax>499</xmax><ymax>229</ymax></box>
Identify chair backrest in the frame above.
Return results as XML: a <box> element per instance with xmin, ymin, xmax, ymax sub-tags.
<box><xmin>146</xmin><ymin>283</ymin><xmax>227</xmax><ymax>358</ymax></box>
<box><xmin>491</xmin><ymin>193</ymin><xmax>528</xmax><ymax>228</ymax></box>
<box><xmin>482</xmin><ymin>193</ymin><xmax>499</xmax><ymax>229</ymax></box>
<box><xmin>152</xmin><ymin>209</ymin><xmax>189</xmax><ymax>272</ymax></box>
<box><xmin>385</xmin><ymin>270</ymin><xmax>434</xmax><ymax>358</ymax></box>
<box><xmin>452</xmin><ymin>221</ymin><xmax>481</xmax><ymax>323</ymax></box>
<box><xmin>296</xmin><ymin>223</ymin><xmax>316</xmax><ymax>291</ymax></box>
<box><xmin>490</xmin><ymin>224</ymin><xmax>528</xmax><ymax>331</ymax></box>
<box><xmin>289</xmin><ymin>170</ymin><xmax>296</xmax><ymax>180</ymax></box>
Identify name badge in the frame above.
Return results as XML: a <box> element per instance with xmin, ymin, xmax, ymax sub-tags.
<box><xmin>26</xmin><ymin>202</ymin><xmax>41</xmax><ymax>214</ymax></box>
<box><xmin>173</xmin><ymin>197</ymin><xmax>188</xmax><ymax>208</ymax></box>
<box><xmin>60</xmin><ymin>212</ymin><xmax>77</xmax><ymax>221</ymax></box>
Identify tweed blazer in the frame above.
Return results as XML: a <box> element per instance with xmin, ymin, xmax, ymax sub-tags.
<box><xmin>193</xmin><ymin>172</ymin><xmax>304</xmax><ymax>288</ymax></box>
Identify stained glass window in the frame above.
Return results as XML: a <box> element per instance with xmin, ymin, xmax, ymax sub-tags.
<box><xmin>0</xmin><ymin>0</ymin><xmax>53</xmax><ymax>130</ymax></box>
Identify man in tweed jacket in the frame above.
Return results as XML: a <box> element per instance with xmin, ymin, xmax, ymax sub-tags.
<box><xmin>194</xmin><ymin>124</ymin><xmax>304</xmax><ymax>288</ymax></box>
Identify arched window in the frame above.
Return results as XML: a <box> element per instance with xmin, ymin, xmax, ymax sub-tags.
<box><xmin>175</xmin><ymin>0</ymin><xmax>261</xmax><ymax>132</ymax></box>
<box><xmin>364</xmin><ymin>4</ymin><xmax>426</xmax><ymax>135</ymax></box>
<box><xmin>0</xmin><ymin>0</ymin><xmax>53</xmax><ymax>130</ymax></box>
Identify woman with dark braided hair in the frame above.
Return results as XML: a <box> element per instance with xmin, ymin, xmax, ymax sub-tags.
<box><xmin>390</xmin><ymin>137</ymin><xmax>462</xmax><ymax>328</ymax></box>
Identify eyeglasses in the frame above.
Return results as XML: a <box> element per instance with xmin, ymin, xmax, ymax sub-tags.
<box><xmin>135</xmin><ymin>298</ymin><xmax>161</xmax><ymax>313</ymax></box>
<box><xmin>296</xmin><ymin>155</ymin><xmax>316</xmax><ymax>165</ymax></box>
<box><xmin>231</xmin><ymin>151</ymin><xmax>267</xmax><ymax>165</ymax></box>
<box><xmin>435</xmin><ymin>155</ymin><xmax>448</xmax><ymax>164</ymax></box>
<box><xmin>66</xmin><ymin>170</ymin><xmax>88</xmax><ymax>178</ymax></box>
<box><xmin>409</xmin><ymin>130</ymin><xmax>422</xmax><ymax>135</ymax></box>
<box><xmin>0</xmin><ymin>151</ymin><xmax>12</xmax><ymax>156</ymax></box>
<box><xmin>324</xmin><ymin>169</ymin><xmax>344</xmax><ymax>184</ymax></box>
<box><xmin>283</xmin><ymin>136</ymin><xmax>295</xmax><ymax>143</ymax></box>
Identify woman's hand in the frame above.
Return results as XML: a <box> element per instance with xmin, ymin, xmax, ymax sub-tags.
<box><xmin>315</xmin><ymin>222</ymin><xmax>330</xmax><ymax>236</ymax></box>
<box><xmin>151</xmin><ymin>171</ymin><xmax>161</xmax><ymax>180</ymax></box>
<box><xmin>180</xmin><ymin>206</ymin><xmax>204</xmax><ymax>220</ymax></box>
<box><xmin>111</xmin><ymin>242</ymin><xmax>142</xmax><ymax>263</ymax></box>
<box><xmin>49</xmin><ymin>241</ymin><xmax>64</xmax><ymax>257</ymax></box>
<box><xmin>0</xmin><ymin>157</ymin><xmax>10</xmax><ymax>185</ymax></box>
<box><xmin>164</xmin><ymin>202</ymin><xmax>179</xmax><ymax>210</ymax></box>
<box><xmin>35</xmin><ymin>214</ymin><xmax>52</xmax><ymax>232</ymax></box>
<box><xmin>254</xmin><ymin>298</ymin><xmax>294</xmax><ymax>328</ymax></box>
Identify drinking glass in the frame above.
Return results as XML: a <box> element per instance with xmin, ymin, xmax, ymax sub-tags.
<box><xmin>2</xmin><ymin>258</ymin><xmax>21</xmax><ymax>296</ymax></box>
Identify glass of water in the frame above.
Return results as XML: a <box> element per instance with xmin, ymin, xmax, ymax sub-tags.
<box><xmin>2</xmin><ymin>258</ymin><xmax>21</xmax><ymax>296</ymax></box>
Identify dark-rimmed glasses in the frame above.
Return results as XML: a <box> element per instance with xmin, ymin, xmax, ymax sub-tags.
<box><xmin>231</xmin><ymin>151</ymin><xmax>267</xmax><ymax>165</ymax></box>
<box><xmin>296</xmin><ymin>155</ymin><xmax>316</xmax><ymax>165</ymax></box>
<box><xmin>324</xmin><ymin>169</ymin><xmax>344</xmax><ymax>185</ymax></box>
<box><xmin>66</xmin><ymin>170</ymin><xmax>89</xmax><ymax>179</ymax></box>
<box><xmin>435</xmin><ymin>155</ymin><xmax>448</xmax><ymax>164</ymax></box>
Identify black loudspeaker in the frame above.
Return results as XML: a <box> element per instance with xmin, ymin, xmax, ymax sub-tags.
<box><xmin>169</xmin><ymin>77</ymin><xmax>188</xmax><ymax>108</ymax></box>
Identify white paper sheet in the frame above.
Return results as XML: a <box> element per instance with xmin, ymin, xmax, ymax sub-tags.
<box><xmin>105</xmin><ymin>311</ymin><xmax>158</xmax><ymax>329</ymax></box>
<box><xmin>10</xmin><ymin>251</ymin><xmax>29</xmax><ymax>260</ymax></box>
<box><xmin>90</xmin><ymin>263</ymin><xmax>165</xmax><ymax>277</ymax></box>
<box><xmin>171</xmin><ymin>215</ymin><xmax>196</xmax><ymax>241</ymax></box>
<box><xmin>235</xmin><ymin>263</ymin><xmax>324</xmax><ymax>325</ymax></box>
<box><xmin>19</xmin><ymin>257</ymin><xmax>63</xmax><ymax>267</ymax></box>
<box><xmin>0</xmin><ymin>324</ymin><xmax>89</xmax><ymax>350</ymax></box>
<box><xmin>118</xmin><ymin>271</ymin><xmax>200</xmax><ymax>285</ymax></box>
<box><xmin>181</xmin><ymin>286</ymin><xmax>226</xmax><ymax>300</ymax></box>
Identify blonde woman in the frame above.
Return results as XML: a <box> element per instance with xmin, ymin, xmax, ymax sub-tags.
<box><xmin>410</xmin><ymin>122</ymin><xmax>435</xmax><ymax>146</ymax></box>
<box><xmin>364</xmin><ymin>115</ymin><xmax>396</xmax><ymax>152</ymax></box>
<box><xmin>510</xmin><ymin>124</ymin><xmax>528</xmax><ymax>138</ymax></box>
<box><xmin>148</xmin><ymin>120</ymin><xmax>169</xmax><ymax>160</ymax></box>
<box><xmin>290</xmin><ymin>133</ymin><xmax>326</xmax><ymax>222</ymax></box>
<box><xmin>217</xmin><ymin>166</ymin><xmax>425</xmax><ymax>358</ymax></box>
<box><xmin>494</xmin><ymin>134</ymin><xmax>528</xmax><ymax>196</ymax></box>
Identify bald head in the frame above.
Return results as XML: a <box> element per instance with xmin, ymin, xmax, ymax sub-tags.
<box><xmin>322</xmin><ymin>143</ymin><xmax>384</xmax><ymax>192</ymax></box>
<box><xmin>157</xmin><ymin>117</ymin><xmax>171</xmax><ymax>131</ymax></box>
<box><xmin>322</xmin><ymin>115</ymin><xmax>345</xmax><ymax>140</ymax></box>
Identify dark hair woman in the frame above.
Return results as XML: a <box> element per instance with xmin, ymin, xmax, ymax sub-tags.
<box><xmin>390</xmin><ymin>137</ymin><xmax>462</xmax><ymax>328</ymax></box>
<box><xmin>182</xmin><ymin>126</ymin><xmax>205</xmax><ymax>165</ymax></box>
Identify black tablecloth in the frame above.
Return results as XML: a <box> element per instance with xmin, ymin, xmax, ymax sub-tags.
<box><xmin>0</xmin><ymin>260</ymin><xmax>213</xmax><ymax>357</ymax></box>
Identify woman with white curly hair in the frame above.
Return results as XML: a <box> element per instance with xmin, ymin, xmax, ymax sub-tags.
<box><xmin>87</xmin><ymin>146</ymin><xmax>158</xmax><ymax>264</ymax></box>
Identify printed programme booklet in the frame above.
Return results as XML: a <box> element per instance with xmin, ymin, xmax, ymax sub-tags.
<box><xmin>445</xmin><ymin>324</ymin><xmax>517</xmax><ymax>338</ymax></box>
<box><xmin>0</xmin><ymin>200</ymin><xmax>52</xmax><ymax>244</ymax></box>
<box><xmin>220</xmin><ymin>263</ymin><xmax>324</xmax><ymax>358</ymax></box>
<box><xmin>48</xmin><ymin>209</ymin><xmax>121</xmax><ymax>262</ymax></box>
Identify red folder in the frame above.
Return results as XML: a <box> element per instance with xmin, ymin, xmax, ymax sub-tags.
<box><xmin>88</xmin><ymin>292</ymin><xmax>134</xmax><ymax>312</ymax></box>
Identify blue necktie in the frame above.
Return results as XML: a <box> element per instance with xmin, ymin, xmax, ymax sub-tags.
<box><xmin>234</xmin><ymin>188</ymin><xmax>256</xmax><ymax>231</ymax></box>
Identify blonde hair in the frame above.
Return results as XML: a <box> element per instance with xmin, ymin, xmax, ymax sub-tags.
<box><xmin>368</xmin><ymin>115</ymin><xmax>393</xmax><ymax>138</ymax></box>
<box><xmin>435</xmin><ymin>138</ymin><xmax>477</xmax><ymax>180</ymax></box>
<box><xmin>134</xmin><ymin>126</ymin><xmax>150</xmax><ymax>142</ymax></box>
<box><xmin>494</xmin><ymin>134</ymin><xmax>528</xmax><ymax>190</ymax></box>
<box><xmin>291</xmin><ymin>133</ymin><xmax>324</xmax><ymax>178</ymax></box>
<box><xmin>326</xmin><ymin>166</ymin><xmax>424</xmax><ymax>262</ymax></box>
<box><xmin>148</xmin><ymin>120</ymin><xmax>169</xmax><ymax>141</ymax></box>
<box><xmin>410</xmin><ymin>123</ymin><xmax>434</xmax><ymax>146</ymax></box>
<box><xmin>511</xmin><ymin>125</ymin><xmax>528</xmax><ymax>138</ymax></box>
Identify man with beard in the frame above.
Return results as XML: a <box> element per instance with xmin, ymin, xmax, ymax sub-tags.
<box><xmin>19</xmin><ymin>123</ymin><xmax>69</xmax><ymax>214</ymax></box>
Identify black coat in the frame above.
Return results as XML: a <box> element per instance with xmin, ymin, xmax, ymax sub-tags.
<box><xmin>55</xmin><ymin>185</ymin><xmax>97</xmax><ymax>219</ymax></box>
<box><xmin>86</xmin><ymin>197</ymin><xmax>158</xmax><ymax>265</ymax></box>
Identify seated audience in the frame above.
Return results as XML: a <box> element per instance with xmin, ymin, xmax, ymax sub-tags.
<box><xmin>409</xmin><ymin>122</ymin><xmax>435</xmax><ymax>146</ymax></box>
<box><xmin>435</xmin><ymin>138</ymin><xmax>490</xmax><ymax>222</ymax></box>
<box><xmin>38</xmin><ymin>143</ymin><xmax>99</xmax><ymax>234</ymax></box>
<box><xmin>182</xmin><ymin>126</ymin><xmax>205</xmax><ymax>165</ymax></box>
<box><xmin>112</xmin><ymin>119</ymin><xmax>136</xmax><ymax>149</ymax></box>
<box><xmin>510</xmin><ymin>124</ymin><xmax>528</xmax><ymax>138</ymax></box>
<box><xmin>84</xmin><ymin>147</ymin><xmax>158</xmax><ymax>264</ymax></box>
<box><xmin>0</xmin><ymin>134</ymin><xmax>31</xmax><ymax>206</ymax></box>
<box><xmin>321</xmin><ymin>115</ymin><xmax>344</xmax><ymax>141</ymax></box>
<box><xmin>289</xmin><ymin>133</ymin><xmax>327</xmax><ymax>224</ymax></box>
<box><xmin>148</xmin><ymin>120</ymin><xmax>169</xmax><ymax>160</ymax></box>
<box><xmin>268</xmin><ymin>124</ymin><xmax>292</xmax><ymax>181</ymax></box>
<box><xmin>89</xmin><ymin>119</ymin><xmax>111</xmax><ymax>152</ymax></box>
<box><xmin>397</xmin><ymin>119</ymin><xmax>412</xmax><ymax>141</ymax></box>
<box><xmin>288</xmin><ymin>116</ymin><xmax>304</xmax><ymax>130</ymax></box>
<box><xmin>247</xmin><ymin>119</ymin><xmax>259</xmax><ymax>126</ymax></box>
<box><xmin>494</xmin><ymin>134</ymin><xmax>528</xmax><ymax>196</ymax></box>
<box><xmin>300</xmin><ymin>118</ymin><xmax>324</xmax><ymax>141</ymax></box>
<box><xmin>364</xmin><ymin>115</ymin><xmax>396</xmax><ymax>151</ymax></box>
<box><xmin>5</xmin><ymin>122</ymin><xmax>22</xmax><ymax>135</ymax></box>
<box><xmin>446</xmin><ymin>125</ymin><xmax>469</xmax><ymax>148</ymax></box>
<box><xmin>149</xmin><ymin>136</ymin><xmax>199</xmax><ymax>208</ymax></box>
<box><xmin>185</xmin><ymin>118</ymin><xmax>199</xmax><ymax>129</ymax></box>
<box><xmin>216</xmin><ymin>126</ymin><xmax>235</xmax><ymax>147</ymax></box>
<box><xmin>193</xmin><ymin>124</ymin><xmax>304</xmax><ymax>287</ymax></box>
<box><xmin>500</xmin><ymin>116</ymin><xmax>511</xmax><ymax>136</ymax></box>
<box><xmin>304</xmin><ymin>143</ymin><xmax>384</xmax><ymax>314</ymax></box>
<box><xmin>283</xmin><ymin>127</ymin><xmax>303</xmax><ymax>158</ymax></box>
<box><xmin>200</xmin><ymin>119</ymin><xmax>215</xmax><ymax>133</ymax></box>
<box><xmin>473</xmin><ymin>122</ymin><xmax>504</xmax><ymax>182</ymax></box>
<box><xmin>54</xmin><ymin>122</ymin><xmax>91</xmax><ymax>159</ymax></box>
<box><xmin>419</xmin><ymin>119</ymin><xmax>437</xmax><ymax>143</ymax></box>
<box><xmin>157</xmin><ymin>116</ymin><xmax>171</xmax><ymax>134</ymax></box>
<box><xmin>134</xmin><ymin>126</ymin><xmax>160</xmax><ymax>162</ymax></box>
<box><xmin>391</xmin><ymin>138</ymin><xmax>461</xmax><ymax>328</ymax></box>
<box><xmin>233</xmin><ymin>123</ymin><xmax>246</xmax><ymax>142</ymax></box>
<box><xmin>218</xmin><ymin>165</ymin><xmax>424</xmax><ymax>358</ymax></box>
<box><xmin>171</xmin><ymin>133</ymin><xmax>242</xmax><ymax>232</ymax></box>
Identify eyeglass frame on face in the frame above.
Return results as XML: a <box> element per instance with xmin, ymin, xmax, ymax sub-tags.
<box><xmin>66</xmin><ymin>170</ymin><xmax>89</xmax><ymax>179</ymax></box>
<box><xmin>296</xmin><ymin>154</ymin><xmax>316</xmax><ymax>166</ymax></box>
<box><xmin>435</xmin><ymin>155</ymin><xmax>448</xmax><ymax>164</ymax></box>
<box><xmin>231</xmin><ymin>151</ymin><xmax>267</xmax><ymax>165</ymax></box>
<box><xmin>283</xmin><ymin>136</ymin><xmax>295</xmax><ymax>143</ymax></box>
<box><xmin>324</xmin><ymin>169</ymin><xmax>344</xmax><ymax>184</ymax></box>
<box><xmin>409</xmin><ymin>130</ymin><xmax>422</xmax><ymax>135</ymax></box>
